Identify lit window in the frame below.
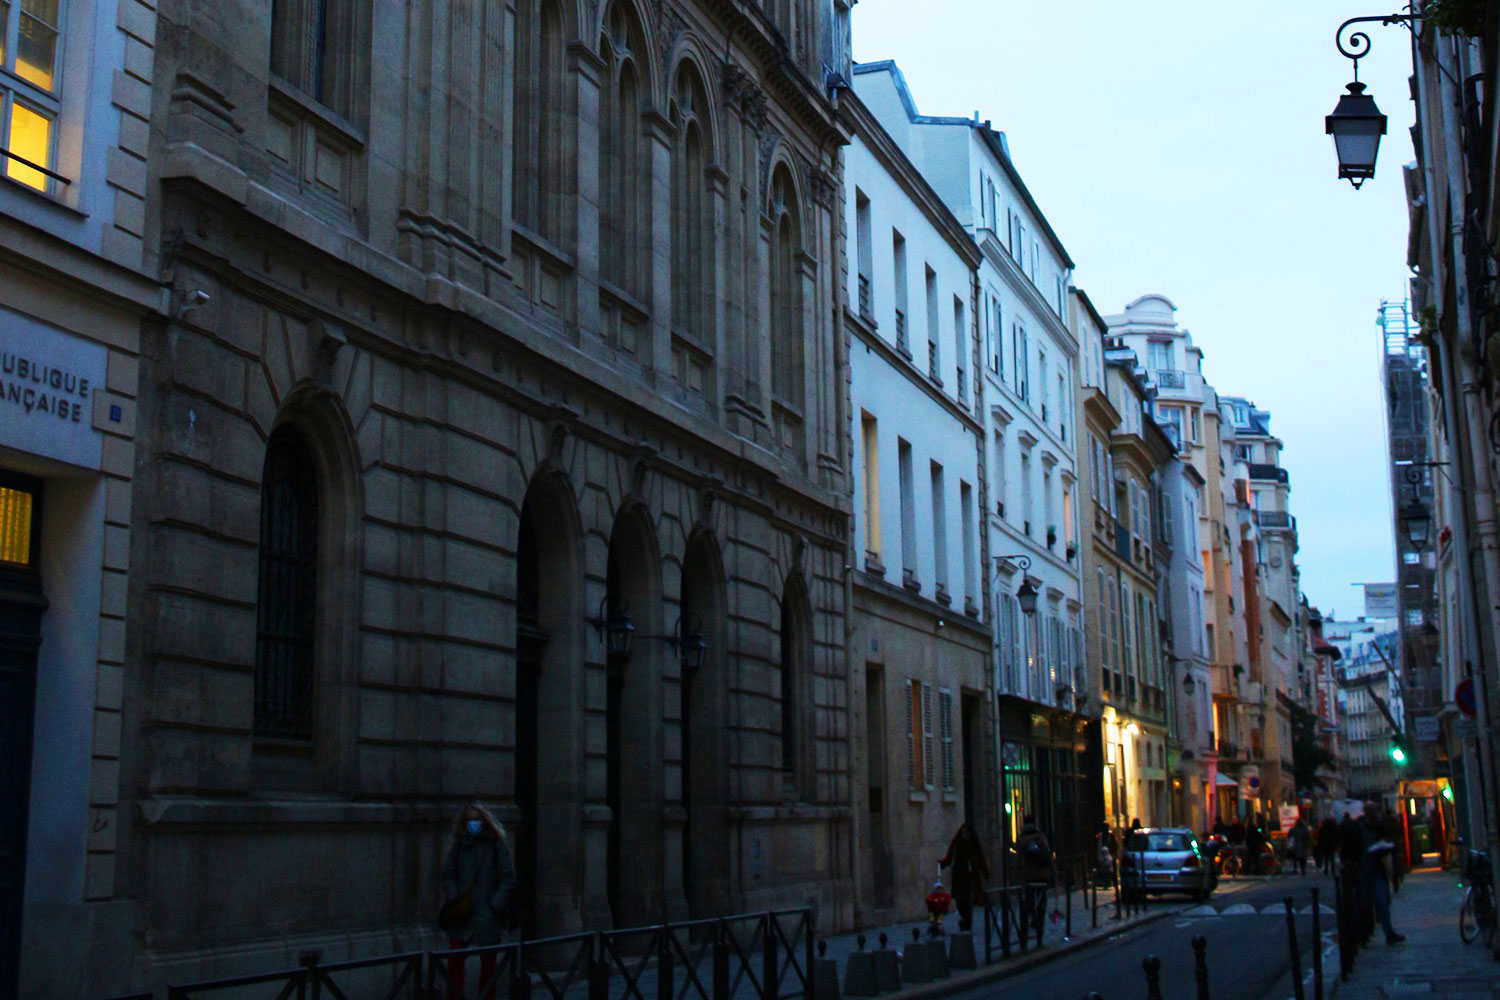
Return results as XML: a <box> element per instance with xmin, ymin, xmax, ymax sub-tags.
<box><xmin>0</xmin><ymin>482</ymin><xmax>37</xmax><ymax>565</ymax></box>
<box><xmin>2</xmin><ymin>0</ymin><xmax>63</xmax><ymax>192</ymax></box>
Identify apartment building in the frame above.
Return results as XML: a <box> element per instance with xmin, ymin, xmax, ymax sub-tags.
<box><xmin>843</xmin><ymin>87</ymin><xmax>989</xmax><ymax>925</ymax></box>
<box><xmin>851</xmin><ymin>60</ymin><xmax>1093</xmax><ymax>866</ymax></box>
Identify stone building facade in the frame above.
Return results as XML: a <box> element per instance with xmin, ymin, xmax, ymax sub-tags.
<box><xmin>0</xmin><ymin>0</ymin><xmax>164</xmax><ymax>997</ymax></box>
<box><xmin>85</xmin><ymin>0</ymin><xmax>860</xmax><ymax>993</ymax></box>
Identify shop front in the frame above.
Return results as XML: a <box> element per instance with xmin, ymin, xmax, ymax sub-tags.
<box><xmin>997</xmin><ymin>696</ymin><xmax>1103</xmax><ymax>879</ymax></box>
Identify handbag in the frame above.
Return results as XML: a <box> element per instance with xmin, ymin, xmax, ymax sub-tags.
<box><xmin>438</xmin><ymin>848</ymin><xmax>485</xmax><ymax>935</ymax></box>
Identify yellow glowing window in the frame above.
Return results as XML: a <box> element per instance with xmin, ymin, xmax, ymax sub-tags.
<box><xmin>0</xmin><ymin>486</ymin><xmax>35</xmax><ymax>566</ymax></box>
<box><xmin>14</xmin><ymin>0</ymin><xmax>59</xmax><ymax>91</ymax></box>
<box><xmin>6</xmin><ymin>101</ymin><xmax>51</xmax><ymax>189</ymax></box>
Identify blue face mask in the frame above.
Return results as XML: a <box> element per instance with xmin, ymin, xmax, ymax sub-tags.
<box><xmin>466</xmin><ymin>819</ymin><xmax>483</xmax><ymax>836</ymax></box>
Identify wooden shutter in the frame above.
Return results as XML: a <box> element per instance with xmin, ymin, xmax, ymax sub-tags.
<box><xmin>939</xmin><ymin>688</ymin><xmax>955</xmax><ymax>791</ymax></box>
<box><xmin>921</xmin><ymin>683</ymin><xmax>935</xmax><ymax>789</ymax></box>
<box><xmin>906</xmin><ymin>679</ymin><xmax>916</xmax><ymax>789</ymax></box>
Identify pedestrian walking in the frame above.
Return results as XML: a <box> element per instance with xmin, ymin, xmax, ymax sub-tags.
<box><xmin>1229</xmin><ymin>816</ymin><xmax>1246</xmax><ymax>845</ymax></box>
<box><xmin>1245</xmin><ymin>820</ymin><xmax>1266</xmax><ymax>876</ymax></box>
<box><xmin>1017</xmin><ymin>814</ymin><xmax>1057</xmax><ymax>947</ymax></box>
<box><xmin>938</xmin><ymin>822</ymin><xmax>991</xmax><ymax>932</ymax></box>
<box><xmin>1316</xmin><ymin>817</ymin><xmax>1340</xmax><ymax>875</ymax></box>
<box><xmin>1288</xmin><ymin>815</ymin><xmax>1311</xmax><ymax>876</ymax></box>
<box><xmin>1359</xmin><ymin>801</ymin><xmax>1405</xmax><ymax>944</ymax></box>
<box><xmin>439</xmin><ymin>802</ymin><xmax>517</xmax><ymax>1000</ymax></box>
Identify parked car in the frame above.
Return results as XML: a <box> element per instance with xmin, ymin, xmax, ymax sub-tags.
<box><xmin>1120</xmin><ymin>828</ymin><xmax>1215</xmax><ymax>902</ymax></box>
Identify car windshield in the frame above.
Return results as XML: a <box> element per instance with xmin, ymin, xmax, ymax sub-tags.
<box><xmin>1127</xmin><ymin>832</ymin><xmax>1193</xmax><ymax>852</ymax></box>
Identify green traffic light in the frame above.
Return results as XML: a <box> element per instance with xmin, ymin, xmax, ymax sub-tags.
<box><xmin>1442</xmin><ymin>786</ymin><xmax>1454</xmax><ymax>801</ymax></box>
<box><xmin>1390</xmin><ymin>744</ymin><xmax>1407</xmax><ymax>765</ymax></box>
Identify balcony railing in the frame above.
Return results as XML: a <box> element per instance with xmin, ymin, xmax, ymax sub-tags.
<box><xmin>1255</xmin><ymin>510</ymin><xmax>1295</xmax><ymax>530</ymax></box>
<box><xmin>928</xmin><ymin>340</ymin><xmax>942</xmax><ymax>383</ymax></box>
<box><xmin>1248</xmin><ymin>463</ymin><xmax>1289</xmax><ymax>484</ymax></box>
<box><xmin>1217</xmin><ymin>739</ymin><xmax>1238</xmax><ymax>760</ymax></box>
<box><xmin>956</xmin><ymin>365</ymin><xmax>966</xmax><ymax>399</ymax></box>
<box><xmin>1156</xmin><ymin>369</ymin><xmax>1187</xmax><ymax>389</ymax></box>
<box><xmin>895</xmin><ymin>309</ymin><xmax>910</xmax><ymax>357</ymax></box>
<box><xmin>858</xmin><ymin>273</ymin><xmax>873</xmax><ymax>321</ymax></box>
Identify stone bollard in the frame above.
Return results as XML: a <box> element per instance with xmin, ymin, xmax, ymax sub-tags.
<box><xmin>948</xmin><ymin>930</ymin><xmax>978</xmax><ymax>970</ymax></box>
<box><xmin>813</xmin><ymin>940</ymin><xmax>841</xmax><ymax>1000</ymax></box>
<box><xmin>872</xmin><ymin>934</ymin><xmax>901</xmax><ymax>993</ymax></box>
<box><xmin>843</xmin><ymin>935</ymin><xmax>878</xmax><ymax>997</ymax></box>
<box><xmin>1192</xmin><ymin>935</ymin><xmax>1210</xmax><ymax>1000</ymax></box>
<box><xmin>927</xmin><ymin>931</ymin><xmax>949</xmax><ymax>980</ymax></box>
<box><xmin>1143</xmin><ymin>955</ymin><xmax>1163</xmax><ymax>1000</ymax></box>
<box><xmin>901</xmin><ymin>929</ymin><xmax>932</xmax><ymax>985</ymax></box>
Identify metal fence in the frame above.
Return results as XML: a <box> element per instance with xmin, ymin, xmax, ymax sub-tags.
<box><xmin>105</xmin><ymin>910</ymin><xmax>812</xmax><ymax>1000</ymax></box>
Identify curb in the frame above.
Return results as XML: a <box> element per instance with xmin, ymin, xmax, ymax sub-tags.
<box><xmin>859</xmin><ymin>907</ymin><xmax>1182</xmax><ymax>1000</ymax></box>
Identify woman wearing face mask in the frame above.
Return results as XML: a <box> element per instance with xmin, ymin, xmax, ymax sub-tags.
<box><xmin>440</xmin><ymin>802</ymin><xmax>516</xmax><ymax>1000</ymax></box>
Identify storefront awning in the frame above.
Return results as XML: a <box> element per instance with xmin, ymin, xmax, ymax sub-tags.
<box><xmin>1214</xmin><ymin>773</ymin><xmax>1238</xmax><ymax>787</ymax></box>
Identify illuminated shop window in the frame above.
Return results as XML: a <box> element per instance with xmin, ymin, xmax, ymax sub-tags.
<box><xmin>2</xmin><ymin>1</ymin><xmax>63</xmax><ymax>193</ymax></box>
<box><xmin>0</xmin><ymin>485</ymin><xmax>35</xmax><ymax>566</ymax></box>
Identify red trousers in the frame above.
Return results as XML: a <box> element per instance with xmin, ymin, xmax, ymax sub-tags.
<box><xmin>446</xmin><ymin>937</ymin><xmax>498</xmax><ymax>1000</ymax></box>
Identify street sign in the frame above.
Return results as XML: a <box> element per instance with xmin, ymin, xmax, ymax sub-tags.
<box><xmin>1415</xmin><ymin>715</ymin><xmax>1440</xmax><ymax>743</ymax></box>
<box><xmin>1456</xmin><ymin>678</ymin><xmax>1477</xmax><ymax>717</ymax></box>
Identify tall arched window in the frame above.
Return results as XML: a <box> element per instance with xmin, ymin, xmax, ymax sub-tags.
<box><xmin>270</xmin><ymin>0</ymin><xmax>353</xmax><ymax>116</ymax></box>
<box><xmin>768</xmin><ymin>166</ymin><xmax>804</xmax><ymax>459</ymax></box>
<box><xmin>254</xmin><ymin>426</ymin><xmax>320</xmax><ymax>739</ymax></box>
<box><xmin>513</xmin><ymin>0</ymin><xmax>565</xmax><ymax>243</ymax></box>
<box><xmin>670</xmin><ymin>63</ymin><xmax>714</xmax><ymax>344</ymax></box>
<box><xmin>779</xmin><ymin>576</ymin><xmax>813</xmax><ymax>802</ymax></box>
<box><xmin>599</xmin><ymin>3</ymin><xmax>648</xmax><ymax>302</ymax></box>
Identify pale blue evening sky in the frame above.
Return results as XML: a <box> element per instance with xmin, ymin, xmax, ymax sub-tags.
<box><xmin>852</xmin><ymin>0</ymin><xmax>1413</xmax><ymax>617</ymax></box>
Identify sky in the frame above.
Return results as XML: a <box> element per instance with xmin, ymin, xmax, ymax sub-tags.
<box><xmin>851</xmin><ymin>0</ymin><xmax>1414</xmax><ymax>617</ymax></box>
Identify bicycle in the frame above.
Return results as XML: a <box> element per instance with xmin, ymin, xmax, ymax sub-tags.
<box><xmin>1459</xmin><ymin>849</ymin><xmax>1495</xmax><ymax>947</ymax></box>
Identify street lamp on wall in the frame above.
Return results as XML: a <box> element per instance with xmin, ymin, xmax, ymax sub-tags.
<box><xmin>590</xmin><ymin>596</ymin><xmax>635</xmax><ymax>659</ymax></box>
<box><xmin>671</xmin><ymin>612</ymin><xmax>708</xmax><ymax>673</ymax></box>
<box><xmin>995</xmin><ymin>554</ymin><xmax>1038</xmax><ymax>616</ymax></box>
<box><xmin>1182</xmin><ymin>671</ymin><xmax>1196</xmax><ymax>696</ymax></box>
<box><xmin>1325</xmin><ymin>13</ymin><xmax>1417</xmax><ymax>187</ymax></box>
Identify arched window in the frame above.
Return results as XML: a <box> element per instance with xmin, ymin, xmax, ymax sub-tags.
<box><xmin>670</xmin><ymin>63</ymin><xmax>714</xmax><ymax>344</ymax></box>
<box><xmin>270</xmin><ymin>0</ymin><xmax>354</xmax><ymax>116</ymax></box>
<box><xmin>768</xmin><ymin>166</ymin><xmax>804</xmax><ymax>459</ymax></box>
<box><xmin>599</xmin><ymin>3</ymin><xmax>648</xmax><ymax>302</ymax></box>
<box><xmin>779</xmin><ymin>576</ymin><xmax>813</xmax><ymax>802</ymax></box>
<box><xmin>254</xmin><ymin>426</ymin><xmax>320</xmax><ymax>739</ymax></box>
<box><xmin>513</xmin><ymin>0</ymin><xmax>565</xmax><ymax>243</ymax></box>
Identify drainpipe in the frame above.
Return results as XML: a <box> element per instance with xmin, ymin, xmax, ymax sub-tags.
<box><xmin>1430</xmin><ymin>26</ymin><xmax>1500</xmax><ymax>923</ymax></box>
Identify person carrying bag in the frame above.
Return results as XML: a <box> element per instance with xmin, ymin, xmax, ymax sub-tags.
<box><xmin>440</xmin><ymin>803</ymin><xmax>517</xmax><ymax>1000</ymax></box>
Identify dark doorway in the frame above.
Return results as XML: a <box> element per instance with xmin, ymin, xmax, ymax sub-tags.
<box><xmin>679</xmin><ymin>532</ymin><xmax>725</xmax><ymax>919</ymax></box>
<box><xmin>511</xmin><ymin>473</ymin><xmax>583</xmax><ymax>936</ymax></box>
<box><xmin>865</xmin><ymin>665</ymin><xmax>893</xmax><ymax>909</ymax></box>
<box><xmin>961</xmin><ymin>692</ymin><xmax>982</xmax><ymax>826</ymax></box>
<box><xmin>605</xmin><ymin>508</ymin><xmax>661</xmax><ymax>927</ymax></box>
<box><xmin>0</xmin><ymin>474</ymin><xmax>44</xmax><ymax>1000</ymax></box>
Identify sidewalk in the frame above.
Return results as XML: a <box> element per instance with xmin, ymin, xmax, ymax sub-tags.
<box><xmin>812</xmin><ymin>879</ymin><xmax>1255</xmax><ymax>999</ymax></box>
<box><xmin>1331</xmin><ymin>868</ymin><xmax>1499</xmax><ymax>999</ymax></box>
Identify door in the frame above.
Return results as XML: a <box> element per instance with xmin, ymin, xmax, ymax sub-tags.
<box><xmin>0</xmin><ymin>473</ymin><xmax>44</xmax><ymax>1000</ymax></box>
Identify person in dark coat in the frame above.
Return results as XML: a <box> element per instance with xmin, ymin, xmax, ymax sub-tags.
<box><xmin>1244</xmin><ymin>821</ymin><xmax>1266</xmax><ymax>876</ymax></box>
<box><xmin>441</xmin><ymin>802</ymin><xmax>517</xmax><ymax>1000</ymax></box>
<box><xmin>1316</xmin><ymin>817</ymin><xmax>1341</xmax><ymax>875</ymax></box>
<box><xmin>1361</xmin><ymin>802</ymin><xmax>1404</xmax><ymax>944</ymax></box>
<box><xmin>938</xmin><ymin>822</ymin><xmax>991</xmax><ymax>931</ymax></box>
<box><xmin>1228</xmin><ymin>817</ymin><xmax>1246</xmax><ymax>845</ymax></box>
<box><xmin>1017</xmin><ymin>815</ymin><xmax>1057</xmax><ymax>946</ymax></box>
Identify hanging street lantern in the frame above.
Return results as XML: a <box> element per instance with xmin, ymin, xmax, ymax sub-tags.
<box><xmin>1326</xmin><ymin>81</ymin><xmax>1387</xmax><ymax>188</ymax></box>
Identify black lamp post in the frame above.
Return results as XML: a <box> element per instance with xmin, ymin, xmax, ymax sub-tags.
<box><xmin>673</xmin><ymin>612</ymin><xmax>708</xmax><ymax>672</ymax></box>
<box><xmin>1326</xmin><ymin>82</ymin><xmax>1387</xmax><ymax>188</ymax></box>
<box><xmin>1183</xmin><ymin>671</ymin><xmax>1196</xmax><ymax>696</ymax></box>
<box><xmin>592</xmin><ymin>596</ymin><xmax>635</xmax><ymax>659</ymax></box>
<box><xmin>1326</xmin><ymin>13</ymin><xmax>1417</xmax><ymax>188</ymax></box>
<box><xmin>1401</xmin><ymin>496</ymin><xmax>1432</xmax><ymax>549</ymax></box>
<box><xmin>996</xmin><ymin>554</ymin><xmax>1039</xmax><ymax>617</ymax></box>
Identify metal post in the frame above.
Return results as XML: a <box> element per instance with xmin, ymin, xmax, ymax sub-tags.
<box><xmin>1000</xmin><ymin>889</ymin><xmax>1012</xmax><ymax>958</ymax></box>
<box><xmin>714</xmin><ymin>921</ymin><xmax>729</xmax><ymax>1000</ymax></box>
<box><xmin>590</xmin><ymin>934</ymin><xmax>608</xmax><ymax>1000</ymax></box>
<box><xmin>1310</xmin><ymin>887</ymin><xmax>1323</xmax><ymax>1000</ymax></box>
<box><xmin>805</xmin><ymin>912</ymin><xmax>814</xmax><ymax>1000</ymax></box>
<box><xmin>659</xmin><ymin>928</ymin><xmax>675</xmax><ymax>1000</ymax></box>
<box><xmin>513</xmin><ymin>945</ymin><xmax>533</xmax><ymax>1000</ymax></box>
<box><xmin>1192</xmin><ymin>935</ymin><xmax>1209</xmax><ymax>1000</ymax></box>
<box><xmin>1283</xmin><ymin>897</ymin><xmax>1305</xmax><ymax>1000</ymax></box>
<box><xmin>1143</xmin><ymin>955</ymin><xmax>1164</xmax><ymax>1000</ymax></box>
<box><xmin>1065</xmin><ymin>868</ymin><xmax>1073</xmax><ymax>939</ymax></box>
<box><xmin>984</xmin><ymin>892</ymin><xmax>993</xmax><ymax>963</ymax></box>
<box><xmin>764</xmin><ymin>913</ymin><xmax>779</xmax><ymax>1000</ymax></box>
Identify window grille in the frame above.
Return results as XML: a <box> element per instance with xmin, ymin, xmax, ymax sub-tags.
<box><xmin>254</xmin><ymin>426</ymin><xmax>320</xmax><ymax>739</ymax></box>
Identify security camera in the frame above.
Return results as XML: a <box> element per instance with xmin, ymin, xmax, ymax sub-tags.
<box><xmin>176</xmin><ymin>288</ymin><xmax>211</xmax><ymax>318</ymax></box>
<box><xmin>936</xmin><ymin>619</ymin><xmax>945</xmax><ymax>629</ymax></box>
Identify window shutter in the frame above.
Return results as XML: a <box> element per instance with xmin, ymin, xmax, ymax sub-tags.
<box><xmin>1009</xmin><ymin>597</ymin><xmax>1023</xmax><ymax>693</ymax></box>
<box><xmin>939</xmin><ymin>689</ymin><xmax>955</xmax><ymax>791</ymax></box>
<box><xmin>906</xmin><ymin>679</ymin><xmax>916</xmax><ymax>789</ymax></box>
<box><xmin>921</xmin><ymin>683</ymin><xmax>935</xmax><ymax>789</ymax></box>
